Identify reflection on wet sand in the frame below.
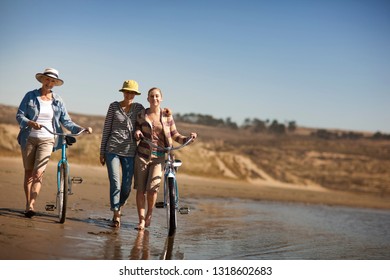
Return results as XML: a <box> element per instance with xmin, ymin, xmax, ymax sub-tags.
<box><xmin>2</xmin><ymin>197</ymin><xmax>389</xmax><ymax>260</ymax></box>
<box><xmin>160</xmin><ymin>235</ymin><xmax>175</xmax><ymax>260</ymax></box>
<box><xmin>130</xmin><ymin>230</ymin><xmax>150</xmax><ymax>260</ymax></box>
<box><xmin>129</xmin><ymin>230</ymin><xmax>180</xmax><ymax>260</ymax></box>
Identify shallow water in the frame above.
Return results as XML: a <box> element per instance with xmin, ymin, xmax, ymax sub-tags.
<box><xmin>90</xmin><ymin>198</ymin><xmax>390</xmax><ymax>260</ymax></box>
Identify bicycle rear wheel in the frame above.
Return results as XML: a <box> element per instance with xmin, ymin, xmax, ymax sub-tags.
<box><xmin>166</xmin><ymin>177</ymin><xmax>177</xmax><ymax>236</ymax></box>
<box><xmin>57</xmin><ymin>163</ymin><xmax>68</xmax><ymax>223</ymax></box>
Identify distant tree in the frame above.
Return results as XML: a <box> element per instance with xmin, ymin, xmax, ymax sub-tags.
<box><xmin>268</xmin><ymin>120</ymin><xmax>286</xmax><ymax>134</ymax></box>
<box><xmin>241</xmin><ymin>118</ymin><xmax>267</xmax><ymax>133</ymax></box>
<box><xmin>372</xmin><ymin>131</ymin><xmax>390</xmax><ymax>140</ymax></box>
<box><xmin>243</xmin><ymin>118</ymin><xmax>252</xmax><ymax>129</ymax></box>
<box><xmin>175</xmin><ymin>112</ymin><xmax>238</xmax><ymax>129</ymax></box>
<box><xmin>287</xmin><ymin>121</ymin><xmax>297</xmax><ymax>133</ymax></box>
<box><xmin>341</xmin><ymin>131</ymin><xmax>363</xmax><ymax>140</ymax></box>
<box><xmin>176</xmin><ymin>113</ymin><xmax>295</xmax><ymax>134</ymax></box>
<box><xmin>252</xmin><ymin>118</ymin><xmax>267</xmax><ymax>133</ymax></box>
<box><xmin>225</xmin><ymin>117</ymin><xmax>238</xmax><ymax>130</ymax></box>
<box><xmin>312</xmin><ymin>129</ymin><xmax>338</xmax><ymax>139</ymax></box>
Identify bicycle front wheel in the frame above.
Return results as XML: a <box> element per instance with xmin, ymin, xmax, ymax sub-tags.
<box><xmin>57</xmin><ymin>163</ymin><xmax>68</xmax><ymax>223</ymax></box>
<box><xmin>166</xmin><ymin>177</ymin><xmax>177</xmax><ymax>236</ymax></box>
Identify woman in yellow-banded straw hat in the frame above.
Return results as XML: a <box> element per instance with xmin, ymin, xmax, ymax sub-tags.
<box><xmin>100</xmin><ymin>80</ymin><xmax>145</xmax><ymax>227</ymax></box>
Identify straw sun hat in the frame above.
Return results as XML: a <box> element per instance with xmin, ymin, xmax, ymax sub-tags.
<box><xmin>35</xmin><ymin>68</ymin><xmax>64</xmax><ymax>86</ymax></box>
<box><xmin>119</xmin><ymin>80</ymin><xmax>141</xmax><ymax>95</ymax></box>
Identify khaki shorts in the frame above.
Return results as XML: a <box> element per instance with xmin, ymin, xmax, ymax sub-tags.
<box><xmin>22</xmin><ymin>137</ymin><xmax>54</xmax><ymax>172</ymax></box>
<box><xmin>134</xmin><ymin>155</ymin><xmax>165</xmax><ymax>192</ymax></box>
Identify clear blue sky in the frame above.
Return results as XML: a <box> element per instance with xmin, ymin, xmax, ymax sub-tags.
<box><xmin>1</xmin><ymin>0</ymin><xmax>389</xmax><ymax>132</ymax></box>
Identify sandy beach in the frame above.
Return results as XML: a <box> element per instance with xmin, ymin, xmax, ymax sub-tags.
<box><xmin>0</xmin><ymin>156</ymin><xmax>389</xmax><ymax>259</ymax></box>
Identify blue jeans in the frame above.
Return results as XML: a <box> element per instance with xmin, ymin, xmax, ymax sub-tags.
<box><xmin>105</xmin><ymin>153</ymin><xmax>135</xmax><ymax>211</ymax></box>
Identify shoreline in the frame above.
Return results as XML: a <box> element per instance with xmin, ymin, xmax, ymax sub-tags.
<box><xmin>178</xmin><ymin>174</ymin><xmax>390</xmax><ymax>210</ymax></box>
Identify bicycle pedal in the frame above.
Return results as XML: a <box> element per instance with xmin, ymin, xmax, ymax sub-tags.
<box><xmin>155</xmin><ymin>201</ymin><xmax>165</xmax><ymax>208</ymax></box>
<box><xmin>71</xmin><ymin>177</ymin><xmax>83</xmax><ymax>184</ymax></box>
<box><xmin>45</xmin><ymin>204</ymin><xmax>56</xmax><ymax>211</ymax></box>
<box><xmin>179</xmin><ymin>207</ymin><xmax>190</xmax><ymax>214</ymax></box>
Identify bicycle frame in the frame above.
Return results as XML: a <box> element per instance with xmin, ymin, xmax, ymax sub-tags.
<box><xmin>163</xmin><ymin>147</ymin><xmax>182</xmax><ymax>208</ymax></box>
<box><xmin>58</xmin><ymin>136</ymin><xmax>69</xmax><ymax>188</ymax></box>
<box><xmin>41</xmin><ymin>125</ymin><xmax>86</xmax><ymax>223</ymax></box>
<box><xmin>141</xmin><ymin>137</ymin><xmax>193</xmax><ymax>236</ymax></box>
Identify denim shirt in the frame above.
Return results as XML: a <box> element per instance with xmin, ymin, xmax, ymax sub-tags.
<box><xmin>16</xmin><ymin>89</ymin><xmax>83</xmax><ymax>151</ymax></box>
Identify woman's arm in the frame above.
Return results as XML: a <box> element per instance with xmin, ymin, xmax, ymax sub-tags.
<box><xmin>100</xmin><ymin>103</ymin><xmax>115</xmax><ymax>156</ymax></box>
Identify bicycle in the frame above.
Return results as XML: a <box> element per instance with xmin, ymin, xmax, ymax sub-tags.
<box><xmin>41</xmin><ymin>125</ymin><xmax>90</xmax><ymax>223</ymax></box>
<box><xmin>141</xmin><ymin>136</ymin><xmax>193</xmax><ymax>236</ymax></box>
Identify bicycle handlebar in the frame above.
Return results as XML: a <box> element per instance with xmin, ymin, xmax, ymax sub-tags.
<box><xmin>140</xmin><ymin>136</ymin><xmax>193</xmax><ymax>152</ymax></box>
<box><xmin>41</xmin><ymin>125</ymin><xmax>87</xmax><ymax>137</ymax></box>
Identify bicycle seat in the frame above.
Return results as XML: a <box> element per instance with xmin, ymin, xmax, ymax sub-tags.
<box><xmin>65</xmin><ymin>136</ymin><xmax>77</xmax><ymax>146</ymax></box>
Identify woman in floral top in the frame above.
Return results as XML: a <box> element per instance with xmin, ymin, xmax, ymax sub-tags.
<box><xmin>134</xmin><ymin>87</ymin><xmax>197</xmax><ymax>230</ymax></box>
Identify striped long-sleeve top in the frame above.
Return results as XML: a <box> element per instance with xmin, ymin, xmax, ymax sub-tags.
<box><xmin>100</xmin><ymin>101</ymin><xmax>144</xmax><ymax>157</ymax></box>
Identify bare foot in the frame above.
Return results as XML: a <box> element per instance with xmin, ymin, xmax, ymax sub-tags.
<box><xmin>145</xmin><ymin>215</ymin><xmax>152</xmax><ymax>228</ymax></box>
<box><xmin>136</xmin><ymin>220</ymin><xmax>145</xmax><ymax>230</ymax></box>
<box><xmin>110</xmin><ymin>217</ymin><xmax>121</xmax><ymax>228</ymax></box>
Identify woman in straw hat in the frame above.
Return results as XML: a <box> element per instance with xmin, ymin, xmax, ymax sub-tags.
<box><xmin>133</xmin><ymin>87</ymin><xmax>197</xmax><ymax>230</ymax></box>
<box><xmin>100</xmin><ymin>80</ymin><xmax>144</xmax><ymax>227</ymax></box>
<box><xmin>16</xmin><ymin>68</ymin><xmax>93</xmax><ymax>218</ymax></box>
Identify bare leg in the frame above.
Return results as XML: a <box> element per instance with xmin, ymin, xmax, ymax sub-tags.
<box><xmin>28</xmin><ymin>170</ymin><xmax>44</xmax><ymax>211</ymax></box>
<box><xmin>136</xmin><ymin>190</ymin><xmax>146</xmax><ymax>230</ymax></box>
<box><xmin>145</xmin><ymin>190</ymin><xmax>157</xmax><ymax>227</ymax></box>
<box><xmin>24</xmin><ymin>170</ymin><xmax>33</xmax><ymax>211</ymax></box>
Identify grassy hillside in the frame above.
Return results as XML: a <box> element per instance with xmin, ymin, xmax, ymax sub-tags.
<box><xmin>1</xmin><ymin>104</ymin><xmax>389</xmax><ymax>196</ymax></box>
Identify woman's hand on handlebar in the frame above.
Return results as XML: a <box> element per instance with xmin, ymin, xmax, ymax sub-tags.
<box><xmin>189</xmin><ymin>132</ymin><xmax>197</xmax><ymax>142</ymax></box>
<box><xmin>28</xmin><ymin>121</ymin><xmax>41</xmax><ymax>130</ymax></box>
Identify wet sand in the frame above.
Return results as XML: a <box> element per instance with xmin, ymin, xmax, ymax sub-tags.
<box><xmin>0</xmin><ymin>156</ymin><xmax>389</xmax><ymax>259</ymax></box>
